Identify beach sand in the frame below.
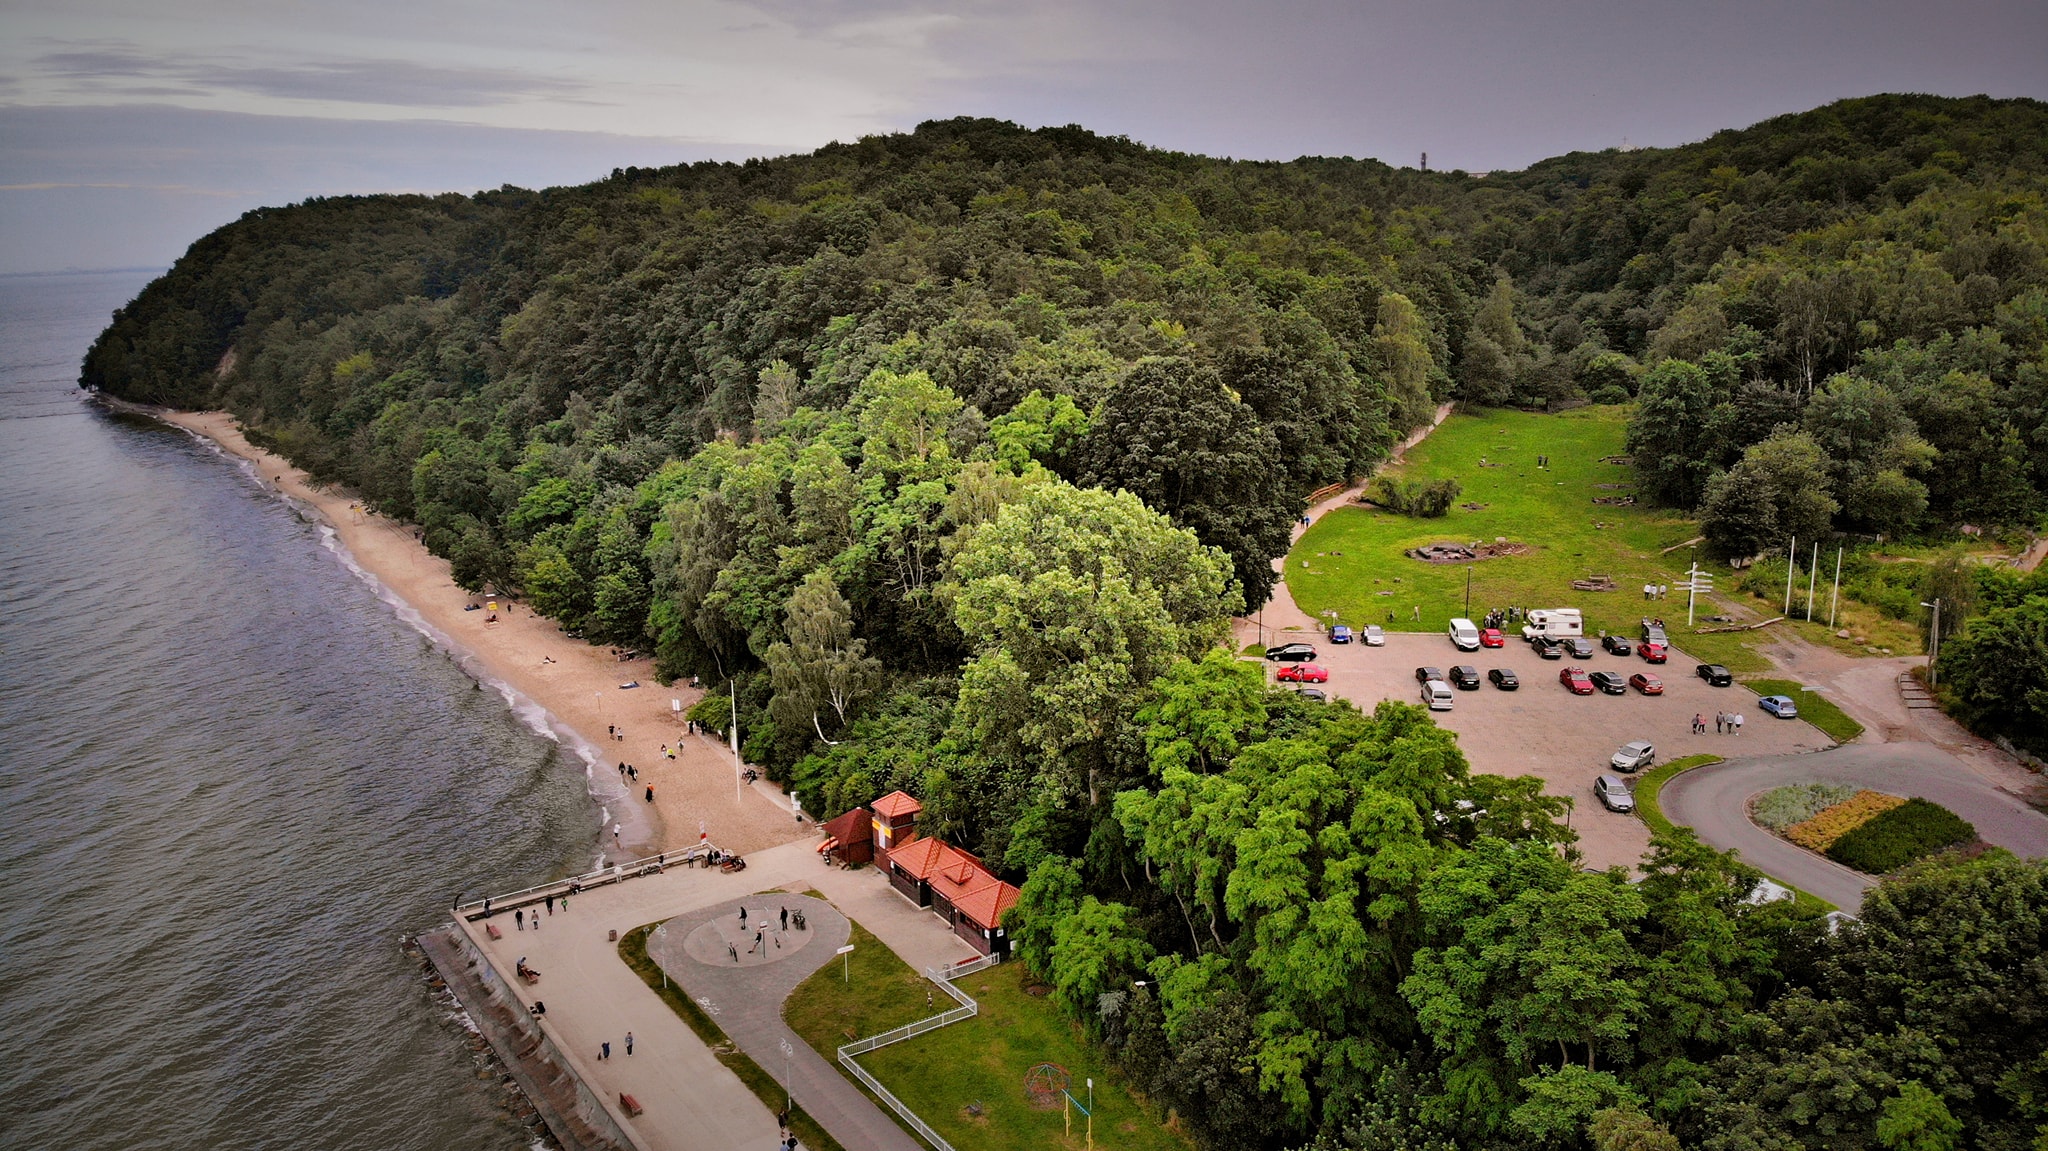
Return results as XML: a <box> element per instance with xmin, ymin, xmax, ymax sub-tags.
<box><xmin>154</xmin><ymin>409</ymin><xmax>810</xmax><ymax>861</ymax></box>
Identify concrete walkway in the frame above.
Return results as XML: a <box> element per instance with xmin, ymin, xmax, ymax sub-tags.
<box><xmin>1660</xmin><ymin>743</ymin><xmax>2048</xmax><ymax>910</ymax></box>
<box><xmin>649</xmin><ymin>895</ymin><xmax>922</xmax><ymax>1151</ymax></box>
<box><xmin>456</xmin><ymin>836</ymin><xmax>978</xmax><ymax>1151</ymax></box>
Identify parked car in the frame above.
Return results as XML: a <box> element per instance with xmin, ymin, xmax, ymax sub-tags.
<box><xmin>1362</xmin><ymin>625</ymin><xmax>1386</xmax><ymax>646</ymax></box>
<box><xmin>1415</xmin><ymin>666</ymin><xmax>1445</xmax><ymax>685</ymax></box>
<box><xmin>1449</xmin><ymin>665</ymin><xmax>1482</xmax><ymax>690</ymax></box>
<box><xmin>1640</xmin><ymin>619</ymin><xmax>1669</xmax><ymax>646</ymax></box>
<box><xmin>1447</xmin><ymin>617</ymin><xmax>1482</xmax><ymax>651</ymax></box>
<box><xmin>1628</xmin><ymin>672</ymin><xmax>1663</xmax><ymax>695</ymax></box>
<box><xmin>1560</xmin><ymin>667</ymin><xmax>1595</xmax><ymax>695</ymax></box>
<box><xmin>1758</xmin><ymin>694</ymin><xmax>1799</xmax><ymax>718</ymax></box>
<box><xmin>1601</xmin><ymin>634</ymin><xmax>1633</xmax><ymax>656</ymax></box>
<box><xmin>1559</xmin><ymin>637</ymin><xmax>1596</xmax><ymax>659</ymax></box>
<box><xmin>1277</xmin><ymin>663</ymin><xmax>1328</xmax><ymax>683</ymax></box>
<box><xmin>1589</xmin><ymin>670</ymin><xmax>1629</xmax><ymax>695</ymax></box>
<box><xmin>1637</xmin><ymin>642</ymin><xmax>1668</xmax><ymax>664</ymax></box>
<box><xmin>1594</xmin><ymin>773</ymin><xmax>1635</xmax><ymax>812</ymax></box>
<box><xmin>1488</xmin><ymin>668</ymin><xmax>1520</xmax><ymax>690</ymax></box>
<box><xmin>1479</xmin><ymin>628</ymin><xmax>1506</xmax><ymax>648</ymax></box>
<box><xmin>1610</xmin><ymin>740</ymin><xmax>1656</xmax><ymax>772</ymax></box>
<box><xmin>1420</xmin><ymin>680</ymin><xmax>1455</xmax><ymax>711</ymax></box>
<box><xmin>1534</xmin><ymin>637</ymin><xmax>1564</xmax><ymax>660</ymax></box>
<box><xmin>1297</xmin><ymin>688</ymin><xmax>1328</xmax><ymax>702</ymax></box>
<box><xmin>1266</xmin><ymin>642</ymin><xmax>1318</xmax><ymax>662</ymax></box>
<box><xmin>1329</xmin><ymin>625</ymin><xmax>1353</xmax><ymax>644</ymax></box>
<box><xmin>1695</xmin><ymin>663</ymin><xmax>1733</xmax><ymax>687</ymax></box>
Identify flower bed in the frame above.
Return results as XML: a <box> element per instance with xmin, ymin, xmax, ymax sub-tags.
<box><xmin>1785</xmin><ymin>790</ymin><xmax>1906</xmax><ymax>851</ymax></box>
<box><xmin>1751</xmin><ymin>783</ymin><xmax>1859</xmax><ymax>831</ymax></box>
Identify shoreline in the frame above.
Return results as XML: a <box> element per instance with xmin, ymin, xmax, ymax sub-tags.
<box><xmin>113</xmin><ymin>400</ymin><xmax>808</xmax><ymax>862</ymax></box>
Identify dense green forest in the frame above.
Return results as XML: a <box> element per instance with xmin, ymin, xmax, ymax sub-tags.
<box><xmin>84</xmin><ymin>95</ymin><xmax>2048</xmax><ymax>1149</ymax></box>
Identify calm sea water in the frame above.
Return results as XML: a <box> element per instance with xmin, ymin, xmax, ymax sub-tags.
<box><xmin>0</xmin><ymin>271</ymin><xmax>599</xmax><ymax>1150</ymax></box>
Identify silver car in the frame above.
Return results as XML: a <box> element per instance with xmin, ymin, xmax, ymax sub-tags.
<box><xmin>1363</xmin><ymin>625</ymin><xmax>1386</xmax><ymax>646</ymax></box>
<box><xmin>1609</xmin><ymin>740</ymin><xmax>1656</xmax><ymax>773</ymax></box>
<box><xmin>1594</xmin><ymin>774</ymin><xmax>1634</xmax><ymax>812</ymax></box>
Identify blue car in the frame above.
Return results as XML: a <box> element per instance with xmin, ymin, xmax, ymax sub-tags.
<box><xmin>1330</xmin><ymin>625</ymin><xmax>1353</xmax><ymax>644</ymax></box>
<box><xmin>1758</xmin><ymin>694</ymin><xmax>1799</xmax><ymax>718</ymax></box>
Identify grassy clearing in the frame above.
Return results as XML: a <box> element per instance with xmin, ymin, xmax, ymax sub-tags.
<box><xmin>784</xmin><ymin>938</ymin><xmax>1186</xmax><ymax>1151</ymax></box>
<box><xmin>1743</xmin><ymin>678</ymin><xmax>1866</xmax><ymax>743</ymax></box>
<box><xmin>618</xmin><ymin>924</ymin><xmax>844</xmax><ymax>1151</ymax></box>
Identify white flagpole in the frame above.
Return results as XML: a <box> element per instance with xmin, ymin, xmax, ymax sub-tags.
<box><xmin>1784</xmin><ymin>537</ymin><xmax>1796</xmax><ymax>616</ymax></box>
<box><xmin>1829</xmin><ymin>547</ymin><xmax>1843</xmax><ymax>629</ymax></box>
<box><xmin>1807</xmin><ymin>541</ymin><xmax>1819</xmax><ymax>620</ymax></box>
<box><xmin>731</xmin><ymin>681</ymin><xmax>742</xmax><ymax>802</ymax></box>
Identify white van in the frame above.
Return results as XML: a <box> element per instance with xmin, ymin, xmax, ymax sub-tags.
<box><xmin>1420</xmin><ymin>680</ymin><xmax>1455</xmax><ymax>711</ymax></box>
<box><xmin>1447</xmin><ymin>617</ymin><xmax>1481</xmax><ymax>651</ymax></box>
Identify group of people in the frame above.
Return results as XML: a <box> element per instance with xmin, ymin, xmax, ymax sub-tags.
<box><xmin>1643</xmin><ymin>583</ymin><xmax>1672</xmax><ymax>600</ymax></box>
<box><xmin>1692</xmin><ymin>710</ymin><xmax>1744</xmax><ymax>734</ymax></box>
<box><xmin>511</xmin><ymin>891</ymin><xmax>571</xmax><ymax>933</ymax></box>
<box><xmin>597</xmin><ymin>1031</ymin><xmax>633</xmax><ymax>1059</ymax></box>
<box><xmin>1480</xmin><ymin>606</ymin><xmax>1530</xmax><ymax>630</ymax></box>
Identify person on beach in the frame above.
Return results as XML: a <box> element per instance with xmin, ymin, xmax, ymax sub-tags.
<box><xmin>645</xmin><ymin>784</ymin><xmax>654</xmax><ymax>803</ymax></box>
<box><xmin>613</xmin><ymin>822</ymin><xmax>622</xmax><ymax>846</ymax></box>
<box><xmin>608</xmin><ymin>725</ymin><xmax>615</xmax><ymax>738</ymax></box>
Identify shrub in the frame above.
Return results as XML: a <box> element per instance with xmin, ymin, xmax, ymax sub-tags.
<box><xmin>1825</xmin><ymin>798</ymin><xmax>1977</xmax><ymax>874</ymax></box>
<box><xmin>1785</xmin><ymin>790</ymin><xmax>1906</xmax><ymax>851</ymax></box>
<box><xmin>1366</xmin><ymin>475</ymin><xmax>1462</xmax><ymax>518</ymax></box>
<box><xmin>1752</xmin><ymin>782</ymin><xmax>1859</xmax><ymax>830</ymax></box>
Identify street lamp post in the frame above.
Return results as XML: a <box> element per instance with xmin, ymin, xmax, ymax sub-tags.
<box><xmin>1464</xmin><ymin>564</ymin><xmax>1472</xmax><ymax>619</ymax></box>
<box><xmin>1920</xmin><ymin>599</ymin><xmax>1942</xmax><ymax>686</ymax></box>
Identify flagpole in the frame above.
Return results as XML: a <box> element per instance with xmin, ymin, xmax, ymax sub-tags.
<box><xmin>1784</xmin><ymin>537</ymin><xmax>1796</xmax><ymax>617</ymax></box>
<box><xmin>731</xmin><ymin>680</ymin><xmax>742</xmax><ymax>803</ymax></box>
<box><xmin>1829</xmin><ymin>547</ymin><xmax>1843</xmax><ymax>629</ymax></box>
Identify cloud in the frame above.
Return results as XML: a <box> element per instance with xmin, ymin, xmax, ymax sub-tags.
<box><xmin>31</xmin><ymin>45</ymin><xmax>591</xmax><ymax>110</ymax></box>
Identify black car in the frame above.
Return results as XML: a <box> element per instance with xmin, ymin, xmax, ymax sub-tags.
<box><xmin>1298</xmin><ymin>687</ymin><xmax>1328</xmax><ymax>702</ymax></box>
<box><xmin>1415</xmin><ymin>665</ymin><xmax>1446</xmax><ymax>685</ymax></box>
<box><xmin>1266</xmin><ymin>642</ymin><xmax>1318</xmax><ymax>662</ymax></box>
<box><xmin>1559</xmin><ymin>637</ymin><xmax>1596</xmax><ymax>660</ymax></box>
<box><xmin>1589</xmin><ymin>670</ymin><xmax>1629</xmax><ymax>695</ymax></box>
<box><xmin>1487</xmin><ymin>668</ymin><xmax>1520</xmax><ymax>690</ymax></box>
<box><xmin>1695</xmin><ymin>663</ymin><xmax>1733</xmax><ymax>686</ymax></box>
<box><xmin>1449</xmin><ymin>665</ymin><xmax>1482</xmax><ymax>690</ymax></box>
<box><xmin>1533</xmin><ymin>637</ymin><xmax>1564</xmax><ymax>660</ymax></box>
<box><xmin>1601</xmin><ymin>634</ymin><xmax>1633</xmax><ymax>656</ymax></box>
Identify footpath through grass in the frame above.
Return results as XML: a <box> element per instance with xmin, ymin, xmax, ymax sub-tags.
<box><xmin>1743</xmin><ymin>678</ymin><xmax>1866</xmax><ymax>743</ymax></box>
<box><xmin>1289</xmin><ymin>407</ymin><xmax>1769</xmax><ymax>672</ymax></box>
<box><xmin>618</xmin><ymin>924</ymin><xmax>843</xmax><ymax>1151</ymax></box>
<box><xmin>785</xmin><ymin>932</ymin><xmax>1186</xmax><ymax>1151</ymax></box>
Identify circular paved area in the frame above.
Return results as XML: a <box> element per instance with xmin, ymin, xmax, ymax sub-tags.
<box><xmin>1661</xmin><ymin>743</ymin><xmax>2048</xmax><ymax>910</ymax></box>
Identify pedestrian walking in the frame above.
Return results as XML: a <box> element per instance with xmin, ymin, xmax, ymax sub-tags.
<box><xmin>608</xmin><ymin>724</ymin><xmax>616</xmax><ymax>738</ymax></box>
<box><xmin>517</xmin><ymin>908</ymin><xmax>524</xmax><ymax>931</ymax></box>
<box><xmin>1692</xmin><ymin>713</ymin><xmax>1702</xmax><ymax>734</ymax></box>
<box><xmin>559</xmin><ymin>894</ymin><xmax>568</xmax><ymax>913</ymax></box>
<box><xmin>628</xmin><ymin>764</ymin><xmax>637</xmax><ymax>780</ymax></box>
<box><xmin>601</xmin><ymin>1041</ymin><xmax>611</xmax><ymax>1060</ymax></box>
<box><xmin>545</xmin><ymin>894</ymin><xmax>554</xmax><ymax>916</ymax></box>
<box><xmin>780</xmin><ymin>906</ymin><xmax>788</xmax><ymax>931</ymax></box>
<box><xmin>645</xmin><ymin>784</ymin><xmax>654</xmax><ymax>802</ymax></box>
<box><xmin>728</xmin><ymin>942</ymin><xmax>739</xmax><ymax>963</ymax></box>
<box><xmin>1734</xmin><ymin>713</ymin><xmax>1744</xmax><ymax>734</ymax></box>
<box><xmin>613</xmin><ymin>822</ymin><xmax>622</xmax><ymax>846</ymax></box>
<box><xmin>530</xmin><ymin>912</ymin><xmax>538</xmax><ymax>932</ymax></box>
<box><xmin>625</xmin><ymin>1031</ymin><xmax>634</xmax><ymax>1056</ymax></box>
<box><xmin>1412</xmin><ymin>605</ymin><xmax>1421</xmax><ymax>621</ymax></box>
<box><xmin>739</xmin><ymin>906</ymin><xmax>747</xmax><ymax>927</ymax></box>
<box><xmin>1715</xmin><ymin>711</ymin><xmax>1724</xmax><ymax>733</ymax></box>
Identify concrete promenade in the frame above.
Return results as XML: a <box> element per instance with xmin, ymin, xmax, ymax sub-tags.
<box><xmin>454</xmin><ymin>836</ymin><xmax>979</xmax><ymax>1151</ymax></box>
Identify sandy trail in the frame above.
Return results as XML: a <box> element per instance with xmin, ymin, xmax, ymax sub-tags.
<box><xmin>146</xmin><ymin>408</ymin><xmax>807</xmax><ymax>861</ymax></box>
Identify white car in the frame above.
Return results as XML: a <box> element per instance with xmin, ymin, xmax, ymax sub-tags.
<box><xmin>1420</xmin><ymin>680</ymin><xmax>1454</xmax><ymax>711</ymax></box>
<box><xmin>1609</xmin><ymin>740</ymin><xmax>1656</xmax><ymax>773</ymax></box>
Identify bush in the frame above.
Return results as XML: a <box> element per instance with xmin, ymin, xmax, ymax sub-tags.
<box><xmin>1366</xmin><ymin>475</ymin><xmax>1462</xmax><ymax>518</ymax></box>
<box><xmin>1785</xmin><ymin>790</ymin><xmax>1906</xmax><ymax>851</ymax></box>
<box><xmin>1752</xmin><ymin>782</ymin><xmax>1859</xmax><ymax>830</ymax></box>
<box><xmin>1825</xmin><ymin>798</ymin><xmax>1977</xmax><ymax>874</ymax></box>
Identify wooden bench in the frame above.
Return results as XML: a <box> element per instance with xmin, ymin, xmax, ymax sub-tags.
<box><xmin>619</xmin><ymin>1092</ymin><xmax>643</xmax><ymax>1117</ymax></box>
<box><xmin>485</xmin><ymin>923</ymin><xmax>502</xmax><ymax>940</ymax></box>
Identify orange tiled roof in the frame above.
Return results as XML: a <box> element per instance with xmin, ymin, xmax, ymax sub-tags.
<box><xmin>885</xmin><ymin>836</ymin><xmax>953</xmax><ymax>880</ymax></box>
<box><xmin>952</xmin><ymin>879</ymin><xmax>1021</xmax><ymax>930</ymax></box>
<box><xmin>871</xmin><ymin>790</ymin><xmax>923</xmax><ymax>819</ymax></box>
<box><xmin>821</xmin><ymin>807</ymin><xmax>867</xmax><ymax>844</ymax></box>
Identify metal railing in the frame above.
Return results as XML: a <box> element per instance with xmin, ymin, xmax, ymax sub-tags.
<box><xmin>454</xmin><ymin>843</ymin><xmax>717</xmax><ymax>918</ymax></box>
<box><xmin>834</xmin><ymin>951</ymin><xmax>1002</xmax><ymax>1151</ymax></box>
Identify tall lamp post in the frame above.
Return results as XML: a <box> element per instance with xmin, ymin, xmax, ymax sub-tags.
<box><xmin>1464</xmin><ymin>564</ymin><xmax>1473</xmax><ymax>619</ymax></box>
<box><xmin>1920</xmin><ymin>599</ymin><xmax>1942</xmax><ymax>686</ymax></box>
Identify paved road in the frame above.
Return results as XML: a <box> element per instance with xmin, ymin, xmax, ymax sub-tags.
<box><xmin>1661</xmin><ymin>743</ymin><xmax>2048</xmax><ymax>910</ymax></box>
<box><xmin>648</xmin><ymin>895</ymin><xmax>923</xmax><ymax>1151</ymax></box>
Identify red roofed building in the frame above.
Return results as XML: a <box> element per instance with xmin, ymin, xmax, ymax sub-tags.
<box><xmin>816</xmin><ymin>806</ymin><xmax>873</xmax><ymax>866</ymax></box>
<box><xmin>884</xmin><ymin>834</ymin><xmax>1020</xmax><ymax>958</ymax></box>
<box><xmin>869</xmin><ymin>790</ymin><xmax>922</xmax><ymax>856</ymax></box>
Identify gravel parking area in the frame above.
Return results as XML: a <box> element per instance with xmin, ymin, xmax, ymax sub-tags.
<box><xmin>1264</xmin><ymin>630</ymin><xmax>1835</xmax><ymax>870</ymax></box>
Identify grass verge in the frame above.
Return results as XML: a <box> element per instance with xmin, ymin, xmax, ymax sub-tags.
<box><xmin>1633</xmin><ymin>754</ymin><xmax>1839</xmax><ymax>913</ymax></box>
<box><xmin>1742</xmin><ymin>678</ymin><xmax>1866</xmax><ymax>743</ymax></box>
<box><xmin>618</xmin><ymin>924</ymin><xmax>844</xmax><ymax>1151</ymax></box>
<box><xmin>784</xmin><ymin>936</ymin><xmax>1188</xmax><ymax>1151</ymax></box>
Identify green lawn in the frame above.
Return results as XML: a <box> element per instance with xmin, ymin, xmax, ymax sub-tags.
<box><xmin>785</xmin><ymin>933</ymin><xmax>1185</xmax><ymax>1151</ymax></box>
<box><xmin>1743</xmin><ymin>678</ymin><xmax>1866</xmax><ymax>743</ymax></box>
<box><xmin>1287</xmin><ymin>407</ymin><xmax>1786</xmax><ymax>673</ymax></box>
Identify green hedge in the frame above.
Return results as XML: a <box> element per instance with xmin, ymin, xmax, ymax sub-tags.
<box><xmin>1824</xmin><ymin>798</ymin><xmax>1977</xmax><ymax>874</ymax></box>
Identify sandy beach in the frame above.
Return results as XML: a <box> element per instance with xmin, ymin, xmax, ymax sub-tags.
<box><xmin>150</xmin><ymin>408</ymin><xmax>810</xmax><ymax>861</ymax></box>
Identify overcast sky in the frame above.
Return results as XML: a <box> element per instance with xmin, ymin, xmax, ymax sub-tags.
<box><xmin>2</xmin><ymin>0</ymin><xmax>2043</xmax><ymax>273</ymax></box>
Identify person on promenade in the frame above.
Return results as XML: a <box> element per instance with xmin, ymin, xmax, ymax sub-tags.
<box><xmin>613</xmin><ymin>822</ymin><xmax>622</xmax><ymax>847</ymax></box>
<box><xmin>516</xmin><ymin>908</ymin><xmax>524</xmax><ymax>931</ymax></box>
<box><xmin>739</xmin><ymin>906</ymin><xmax>747</xmax><ymax>927</ymax></box>
<box><xmin>545</xmin><ymin>894</ymin><xmax>554</xmax><ymax>916</ymax></box>
<box><xmin>645</xmin><ymin>784</ymin><xmax>654</xmax><ymax>803</ymax></box>
<box><xmin>625</xmin><ymin>1031</ymin><xmax>633</xmax><ymax>1055</ymax></box>
<box><xmin>780</xmin><ymin>907</ymin><xmax>788</xmax><ymax>931</ymax></box>
<box><xmin>600</xmin><ymin>1041</ymin><xmax>610</xmax><ymax>1060</ymax></box>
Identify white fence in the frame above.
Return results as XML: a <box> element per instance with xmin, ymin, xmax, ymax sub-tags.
<box><xmin>834</xmin><ymin>951</ymin><xmax>1002</xmax><ymax>1151</ymax></box>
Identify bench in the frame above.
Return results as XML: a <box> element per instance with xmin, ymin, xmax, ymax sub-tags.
<box><xmin>619</xmin><ymin>1092</ymin><xmax>643</xmax><ymax>1117</ymax></box>
<box><xmin>485</xmin><ymin>923</ymin><xmax>502</xmax><ymax>940</ymax></box>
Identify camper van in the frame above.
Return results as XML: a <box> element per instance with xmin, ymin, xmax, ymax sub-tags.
<box><xmin>1447</xmin><ymin>617</ymin><xmax>1481</xmax><ymax>651</ymax></box>
<box><xmin>1520</xmin><ymin>608</ymin><xmax>1585</xmax><ymax>642</ymax></box>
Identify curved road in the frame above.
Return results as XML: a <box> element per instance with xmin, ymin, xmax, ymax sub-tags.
<box><xmin>1662</xmin><ymin>743</ymin><xmax>2048</xmax><ymax>910</ymax></box>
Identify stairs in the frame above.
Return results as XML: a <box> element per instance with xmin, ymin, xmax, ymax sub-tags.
<box><xmin>1897</xmin><ymin>674</ymin><xmax>1939</xmax><ymax>711</ymax></box>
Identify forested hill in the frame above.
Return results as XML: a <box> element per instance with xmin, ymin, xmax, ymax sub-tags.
<box><xmin>83</xmin><ymin>96</ymin><xmax>2048</xmax><ymax>1151</ymax></box>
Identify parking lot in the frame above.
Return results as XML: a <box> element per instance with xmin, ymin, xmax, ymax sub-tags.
<box><xmin>1262</xmin><ymin>629</ymin><xmax>1835</xmax><ymax>869</ymax></box>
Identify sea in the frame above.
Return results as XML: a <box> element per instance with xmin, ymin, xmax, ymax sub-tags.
<box><xmin>0</xmin><ymin>269</ymin><xmax>600</xmax><ymax>1150</ymax></box>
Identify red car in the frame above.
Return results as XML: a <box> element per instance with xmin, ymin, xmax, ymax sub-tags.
<box><xmin>1638</xmin><ymin>642</ymin><xmax>1668</xmax><ymax>664</ymax></box>
<box><xmin>1629</xmin><ymin>672</ymin><xmax>1664</xmax><ymax>695</ymax></box>
<box><xmin>1479</xmin><ymin>628</ymin><xmax>1506</xmax><ymax>648</ymax></box>
<box><xmin>1559</xmin><ymin>666</ymin><xmax>1595</xmax><ymax>695</ymax></box>
<box><xmin>1277</xmin><ymin>663</ymin><xmax>1329</xmax><ymax>684</ymax></box>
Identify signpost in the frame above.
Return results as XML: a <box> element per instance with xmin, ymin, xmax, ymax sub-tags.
<box><xmin>836</xmin><ymin>943</ymin><xmax>855</xmax><ymax>983</ymax></box>
<box><xmin>1679</xmin><ymin>560</ymin><xmax>1713</xmax><ymax>627</ymax></box>
<box><xmin>780</xmin><ymin>1037</ymin><xmax>794</xmax><ymax>1111</ymax></box>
